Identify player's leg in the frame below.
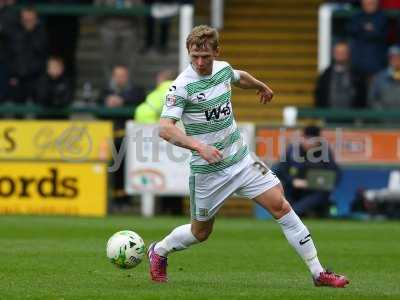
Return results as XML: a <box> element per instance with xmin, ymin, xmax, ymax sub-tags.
<box><xmin>254</xmin><ymin>184</ymin><xmax>349</xmax><ymax>287</ymax></box>
<box><xmin>191</xmin><ymin>217</ymin><xmax>215</xmax><ymax>241</ymax></box>
<box><xmin>153</xmin><ymin>217</ymin><xmax>214</xmax><ymax>257</ymax></box>
<box><xmin>254</xmin><ymin>184</ymin><xmax>323</xmax><ymax>274</ymax></box>
<box><xmin>148</xmin><ymin>166</ymin><xmax>248</xmax><ymax>282</ymax></box>
<box><xmin>148</xmin><ymin>218</ymin><xmax>214</xmax><ymax>283</ymax></box>
<box><xmin>148</xmin><ymin>172</ymin><xmax>222</xmax><ymax>282</ymax></box>
<box><xmin>151</xmin><ymin>171</ymin><xmax>218</xmax><ymax>258</ymax></box>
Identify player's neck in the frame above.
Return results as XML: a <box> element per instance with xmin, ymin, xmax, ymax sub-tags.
<box><xmin>190</xmin><ymin>62</ymin><xmax>214</xmax><ymax>77</ymax></box>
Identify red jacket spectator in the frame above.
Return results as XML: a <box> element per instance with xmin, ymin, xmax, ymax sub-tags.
<box><xmin>381</xmin><ymin>0</ymin><xmax>400</xmax><ymax>9</ymax></box>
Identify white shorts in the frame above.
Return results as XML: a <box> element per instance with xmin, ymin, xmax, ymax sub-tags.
<box><xmin>189</xmin><ymin>154</ymin><xmax>280</xmax><ymax>221</ymax></box>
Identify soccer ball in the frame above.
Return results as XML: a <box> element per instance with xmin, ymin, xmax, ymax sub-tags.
<box><xmin>106</xmin><ymin>230</ymin><xmax>145</xmax><ymax>269</ymax></box>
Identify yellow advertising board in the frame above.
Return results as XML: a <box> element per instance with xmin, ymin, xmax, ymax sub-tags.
<box><xmin>0</xmin><ymin>162</ymin><xmax>107</xmax><ymax>216</ymax></box>
<box><xmin>0</xmin><ymin>121</ymin><xmax>112</xmax><ymax>161</ymax></box>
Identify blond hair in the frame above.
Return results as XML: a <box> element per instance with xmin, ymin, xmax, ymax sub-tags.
<box><xmin>186</xmin><ymin>25</ymin><xmax>219</xmax><ymax>51</ymax></box>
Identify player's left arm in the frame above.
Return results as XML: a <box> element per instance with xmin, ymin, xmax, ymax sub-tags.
<box><xmin>233</xmin><ymin>70</ymin><xmax>274</xmax><ymax>104</ymax></box>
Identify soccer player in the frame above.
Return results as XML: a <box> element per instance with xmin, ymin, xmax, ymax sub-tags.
<box><xmin>148</xmin><ymin>25</ymin><xmax>349</xmax><ymax>288</ymax></box>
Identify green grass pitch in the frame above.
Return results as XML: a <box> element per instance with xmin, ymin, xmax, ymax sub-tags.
<box><xmin>0</xmin><ymin>215</ymin><xmax>399</xmax><ymax>300</ymax></box>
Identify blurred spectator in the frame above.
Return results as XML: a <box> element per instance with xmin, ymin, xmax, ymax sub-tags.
<box><xmin>315</xmin><ymin>41</ymin><xmax>367</xmax><ymax>108</ymax></box>
<box><xmin>96</xmin><ymin>0</ymin><xmax>140</xmax><ymax>79</ymax></box>
<box><xmin>0</xmin><ymin>0</ymin><xmax>18</xmax><ymax>101</ymax></box>
<box><xmin>100</xmin><ymin>64</ymin><xmax>144</xmax><ymax>210</ymax></box>
<box><xmin>368</xmin><ymin>45</ymin><xmax>400</xmax><ymax>109</ymax></box>
<box><xmin>348</xmin><ymin>0</ymin><xmax>389</xmax><ymax>80</ymax></box>
<box><xmin>100</xmin><ymin>64</ymin><xmax>144</xmax><ymax>108</ymax></box>
<box><xmin>36</xmin><ymin>57</ymin><xmax>72</xmax><ymax>118</ymax></box>
<box><xmin>273</xmin><ymin>126</ymin><xmax>340</xmax><ymax>218</ymax></box>
<box><xmin>134</xmin><ymin>69</ymin><xmax>175</xmax><ymax>123</ymax></box>
<box><xmin>134</xmin><ymin>68</ymin><xmax>182</xmax><ymax>215</ymax></box>
<box><xmin>7</xmin><ymin>6</ymin><xmax>48</xmax><ymax>103</ymax></box>
<box><xmin>42</xmin><ymin>0</ymin><xmax>89</xmax><ymax>89</ymax></box>
<box><xmin>141</xmin><ymin>0</ymin><xmax>193</xmax><ymax>54</ymax></box>
<box><xmin>142</xmin><ymin>0</ymin><xmax>179</xmax><ymax>54</ymax></box>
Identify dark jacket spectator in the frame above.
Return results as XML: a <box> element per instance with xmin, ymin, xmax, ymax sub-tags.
<box><xmin>315</xmin><ymin>42</ymin><xmax>367</xmax><ymax>108</ymax></box>
<box><xmin>273</xmin><ymin>126</ymin><xmax>340</xmax><ymax>218</ymax></box>
<box><xmin>348</xmin><ymin>0</ymin><xmax>388</xmax><ymax>78</ymax></box>
<box><xmin>142</xmin><ymin>0</ymin><xmax>179</xmax><ymax>54</ymax></box>
<box><xmin>7</xmin><ymin>7</ymin><xmax>48</xmax><ymax>102</ymax></box>
<box><xmin>36</xmin><ymin>57</ymin><xmax>72</xmax><ymax>109</ymax></box>
<box><xmin>96</xmin><ymin>0</ymin><xmax>140</xmax><ymax>79</ymax></box>
<box><xmin>41</xmin><ymin>0</ymin><xmax>89</xmax><ymax>88</ymax></box>
<box><xmin>8</xmin><ymin>8</ymin><xmax>48</xmax><ymax>79</ymax></box>
<box><xmin>100</xmin><ymin>65</ymin><xmax>144</xmax><ymax>108</ymax></box>
<box><xmin>0</xmin><ymin>0</ymin><xmax>18</xmax><ymax>101</ymax></box>
<box><xmin>368</xmin><ymin>45</ymin><xmax>400</xmax><ymax>109</ymax></box>
<box><xmin>0</xmin><ymin>1</ymin><xmax>18</xmax><ymax>62</ymax></box>
<box><xmin>99</xmin><ymin>63</ymin><xmax>144</xmax><ymax>207</ymax></box>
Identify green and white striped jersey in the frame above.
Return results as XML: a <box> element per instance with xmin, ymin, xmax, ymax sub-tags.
<box><xmin>161</xmin><ymin>60</ymin><xmax>249</xmax><ymax>174</ymax></box>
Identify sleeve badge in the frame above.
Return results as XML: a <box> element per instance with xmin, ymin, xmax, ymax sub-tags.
<box><xmin>166</xmin><ymin>94</ymin><xmax>177</xmax><ymax>107</ymax></box>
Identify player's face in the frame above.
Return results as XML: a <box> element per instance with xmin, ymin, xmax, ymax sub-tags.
<box><xmin>188</xmin><ymin>44</ymin><xmax>219</xmax><ymax>76</ymax></box>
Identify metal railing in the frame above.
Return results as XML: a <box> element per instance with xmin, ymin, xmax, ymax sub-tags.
<box><xmin>14</xmin><ymin>4</ymin><xmax>150</xmax><ymax>16</ymax></box>
<box><xmin>298</xmin><ymin>107</ymin><xmax>400</xmax><ymax>124</ymax></box>
<box><xmin>0</xmin><ymin>103</ymin><xmax>136</xmax><ymax>118</ymax></box>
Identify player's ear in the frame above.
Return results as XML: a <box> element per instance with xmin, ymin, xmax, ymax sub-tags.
<box><xmin>187</xmin><ymin>44</ymin><xmax>193</xmax><ymax>55</ymax></box>
<box><xmin>214</xmin><ymin>46</ymin><xmax>220</xmax><ymax>57</ymax></box>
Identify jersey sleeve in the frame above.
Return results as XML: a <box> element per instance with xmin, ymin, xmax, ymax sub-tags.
<box><xmin>229</xmin><ymin>64</ymin><xmax>241</xmax><ymax>83</ymax></box>
<box><xmin>160</xmin><ymin>83</ymin><xmax>187</xmax><ymax>121</ymax></box>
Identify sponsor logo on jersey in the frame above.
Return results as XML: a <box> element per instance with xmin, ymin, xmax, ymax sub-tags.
<box><xmin>205</xmin><ymin>102</ymin><xmax>231</xmax><ymax>121</ymax></box>
<box><xmin>192</xmin><ymin>92</ymin><xmax>206</xmax><ymax>103</ymax></box>
<box><xmin>169</xmin><ymin>85</ymin><xmax>177</xmax><ymax>92</ymax></box>
<box><xmin>196</xmin><ymin>93</ymin><xmax>206</xmax><ymax>101</ymax></box>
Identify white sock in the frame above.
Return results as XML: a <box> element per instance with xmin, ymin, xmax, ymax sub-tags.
<box><xmin>154</xmin><ymin>224</ymin><xmax>199</xmax><ymax>257</ymax></box>
<box><xmin>276</xmin><ymin>209</ymin><xmax>324</xmax><ymax>277</ymax></box>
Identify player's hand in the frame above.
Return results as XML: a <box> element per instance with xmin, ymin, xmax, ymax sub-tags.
<box><xmin>257</xmin><ymin>85</ymin><xmax>274</xmax><ymax>104</ymax></box>
<box><xmin>197</xmin><ymin>144</ymin><xmax>223</xmax><ymax>164</ymax></box>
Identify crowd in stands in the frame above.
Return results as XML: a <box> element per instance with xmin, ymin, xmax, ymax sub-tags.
<box><xmin>316</xmin><ymin>0</ymin><xmax>400</xmax><ymax>110</ymax></box>
<box><xmin>2</xmin><ymin>0</ymin><xmax>399</xmax><ymax>114</ymax></box>
<box><xmin>274</xmin><ymin>126</ymin><xmax>340</xmax><ymax>218</ymax></box>
<box><xmin>0</xmin><ymin>0</ymin><xmax>190</xmax><ymax>112</ymax></box>
<box><xmin>0</xmin><ymin>0</ymin><xmax>187</xmax><ymax>209</ymax></box>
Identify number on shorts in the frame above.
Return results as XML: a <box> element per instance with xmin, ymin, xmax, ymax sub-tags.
<box><xmin>253</xmin><ymin>161</ymin><xmax>269</xmax><ymax>175</ymax></box>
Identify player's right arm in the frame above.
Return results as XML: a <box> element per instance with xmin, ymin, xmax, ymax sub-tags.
<box><xmin>234</xmin><ymin>70</ymin><xmax>274</xmax><ymax>104</ymax></box>
<box><xmin>159</xmin><ymin>118</ymin><xmax>222</xmax><ymax>163</ymax></box>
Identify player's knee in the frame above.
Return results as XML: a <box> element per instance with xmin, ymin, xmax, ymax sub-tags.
<box><xmin>192</xmin><ymin>227</ymin><xmax>212</xmax><ymax>242</ymax></box>
<box><xmin>270</xmin><ymin>195</ymin><xmax>291</xmax><ymax>219</ymax></box>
